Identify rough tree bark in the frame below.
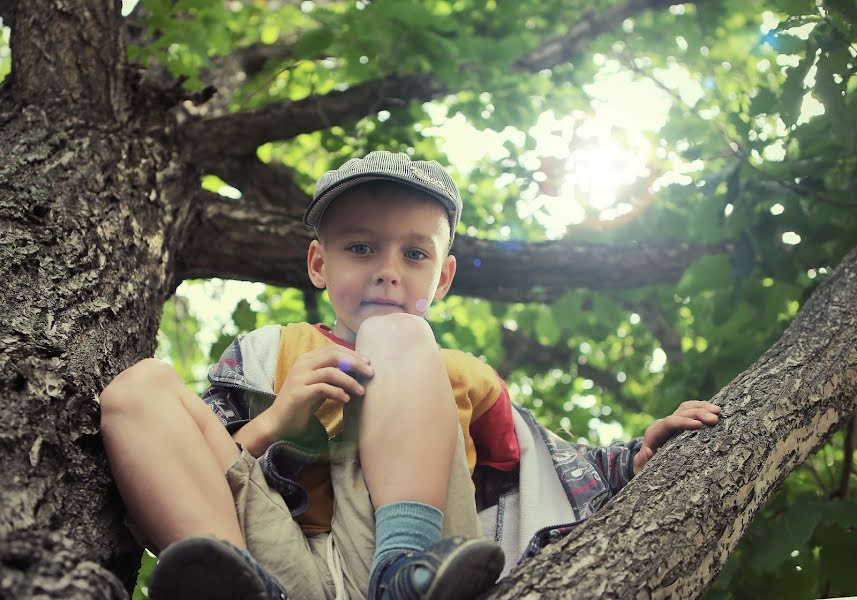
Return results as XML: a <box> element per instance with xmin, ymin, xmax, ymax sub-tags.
<box><xmin>1</xmin><ymin>1</ymin><xmax>854</xmax><ymax>599</ymax></box>
<box><xmin>0</xmin><ymin>0</ymin><xmax>199</xmax><ymax>595</ymax></box>
<box><xmin>485</xmin><ymin>246</ymin><xmax>857</xmax><ymax>599</ymax></box>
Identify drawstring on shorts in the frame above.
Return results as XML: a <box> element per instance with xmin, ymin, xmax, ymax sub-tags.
<box><xmin>325</xmin><ymin>533</ymin><xmax>350</xmax><ymax>600</ymax></box>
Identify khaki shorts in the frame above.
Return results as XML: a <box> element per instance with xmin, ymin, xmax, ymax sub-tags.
<box><xmin>228</xmin><ymin>426</ymin><xmax>481</xmax><ymax>600</ymax></box>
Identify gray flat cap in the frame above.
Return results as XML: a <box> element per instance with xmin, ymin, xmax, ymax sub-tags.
<box><xmin>304</xmin><ymin>151</ymin><xmax>462</xmax><ymax>244</ymax></box>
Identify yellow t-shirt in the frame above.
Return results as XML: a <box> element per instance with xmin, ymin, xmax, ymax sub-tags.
<box><xmin>272</xmin><ymin>322</ymin><xmax>509</xmax><ymax>536</ymax></box>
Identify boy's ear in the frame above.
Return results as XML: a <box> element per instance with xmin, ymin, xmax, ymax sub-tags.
<box><xmin>433</xmin><ymin>254</ymin><xmax>457</xmax><ymax>301</ymax></box>
<box><xmin>307</xmin><ymin>239</ymin><xmax>327</xmax><ymax>289</ymax></box>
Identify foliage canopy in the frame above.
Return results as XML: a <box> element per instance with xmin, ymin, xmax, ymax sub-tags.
<box><xmin>5</xmin><ymin>0</ymin><xmax>853</xmax><ymax>596</ymax></box>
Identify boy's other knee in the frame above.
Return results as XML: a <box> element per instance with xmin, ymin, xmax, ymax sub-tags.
<box><xmin>356</xmin><ymin>313</ymin><xmax>435</xmax><ymax>355</ymax></box>
<box><xmin>99</xmin><ymin>358</ymin><xmax>181</xmax><ymax>421</ymax></box>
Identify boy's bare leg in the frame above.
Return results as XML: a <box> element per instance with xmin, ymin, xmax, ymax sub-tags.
<box><xmin>355</xmin><ymin>314</ymin><xmax>457</xmax><ymax>510</ymax></box>
<box><xmin>356</xmin><ymin>314</ymin><xmax>504</xmax><ymax>600</ymax></box>
<box><xmin>100</xmin><ymin>358</ymin><xmax>244</xmax><ymax>552</ymax></box>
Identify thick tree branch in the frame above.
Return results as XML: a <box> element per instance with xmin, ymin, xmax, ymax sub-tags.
<box><xmin>486</xmin><ymin>245</ymin><xmax>857</xmax><ymax>599</ymax></box>
<box><xmin>515</xmin><ymin>0</ymin><xmax>696</xmax><ymax>72</ymax></box>
<box><xmin>188</xmin><ymin>37</ymin><xmax>302</xmax><ymax>118</ymax></box>
<box><xmin>450</xmin><ymin>235</ymin><xmax>726</xmax><ymax>302</ymax></box>
<box><xmin>177</xmin><ymin>193</ymin><xmax>727</xmax><ymax>300</ymax></box>
<box><xmin>176</xmin><ymin>189</ymin><xmax>312</xmax><ymax>286</ymax></box>
<box><xmin>184</xmin><ymin>74</ymin><xmax>443</xmax><ymax>162</ymax></box>
<box><xmin>200</xmin><ymin>154</ymin><xmax>308</xmax><ymax>209</ymax></box>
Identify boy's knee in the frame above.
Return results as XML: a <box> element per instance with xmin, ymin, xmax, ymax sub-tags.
<box><xmin>99</xmin><ymin>358</ymin><xmax>181</xmax><ymax>419</ymax></box>
<box><xmin>356</xmin><ymin>313</ymin><xmax>436</xmax><ymax>353</ymax></box>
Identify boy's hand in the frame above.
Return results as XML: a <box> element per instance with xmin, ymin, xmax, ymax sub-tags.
<box><xmin>263</xmin><ymin>345</ymin><xmax>374</xmax><ymax>440</ymax></box>
<box><xmin>632</xmin><ymin>400</ymin><xmax>720</xmax><ymax>475</ymax></box>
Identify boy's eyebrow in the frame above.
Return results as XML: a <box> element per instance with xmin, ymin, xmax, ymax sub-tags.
<box><xmin>335</xmin><ymin>227</ymin><xmax>441</xmax><ymax>246</ymax></box>
<box><xmin>402</xmin><ymin>233</ymin><xmax>440</xmax><ymax>246</ymax></box>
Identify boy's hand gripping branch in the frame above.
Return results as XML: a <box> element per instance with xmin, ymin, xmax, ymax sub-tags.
<box><xmin>633</xmin><ymin>400</ymin><xmax>721</xmax><ymax>475</ymax></box>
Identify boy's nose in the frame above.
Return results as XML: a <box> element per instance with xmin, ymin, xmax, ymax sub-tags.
<box><xmin>373</xmin><ymin>257</ymin><xmax>400</xmax><ymax>285</ymax></box>
<box><xmin>374</xmin><ymin>269</ymin><xmax>399</xmax><ymax>285</ymax></box>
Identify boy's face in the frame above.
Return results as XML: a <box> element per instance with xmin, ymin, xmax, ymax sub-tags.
<box><xmin>306</xmin><ymin>188</ymin><xmax>457</xmax><ymax>343</ymax></box>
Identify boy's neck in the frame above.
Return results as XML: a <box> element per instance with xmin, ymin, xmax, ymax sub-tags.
<box><xmin>314</xmin><ymin>323</ymin><xmax>356</xmax><ymax>349</ymax></box>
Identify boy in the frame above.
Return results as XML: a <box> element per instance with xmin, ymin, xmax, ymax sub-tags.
<box><xmin>99</xmin><ymin>151</ymin><xmax>720</xmax><ymax>600</ymax></box>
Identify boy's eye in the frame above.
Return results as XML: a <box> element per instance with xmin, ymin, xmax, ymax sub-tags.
<box><xmin>347</xmin><ymin>243</ymin><xmax>372</xmax><ymax>255</ymax></box>
<box><xmin>405</xmin><ymin>249</ymin><xmax>428</xmax><ymax>261</ymax></box>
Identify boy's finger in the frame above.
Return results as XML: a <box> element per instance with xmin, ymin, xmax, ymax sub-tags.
<box><xmin>634</xmin><ymin>447</ymin><xmax>653</xmax><ymax>473</ymax></box>
<box><xmin>677</xmin><ymin>400</ymin><xmax>720</xmax><ymax>412</ymax></box>
<box><xmin>307</xmin><ymin>382</ymin><xmax>351</xmax><ymax>404</ymax></box>
<box><xmin>663</xmin><ymin>415</ymin><xmax>705</xmax><ymax>432</ymax></box>
<box><xmin>675</xmin><ymin>408</ymin><xmax>719</xmax><ymax>424</ymax></box>
<box><xmin>310</xmin><ymin>367</ymin><xmax>366</xmax><ymax>396</ymax></box>
<box><xmin>308</xmin><ymin>346</ymin><xmax>374</xmax><ymax>375</ymax></box>
<box><xmin>335</xmin><ymin>355</ymin><xmax>374</xmax><ymax>377</ymax></box>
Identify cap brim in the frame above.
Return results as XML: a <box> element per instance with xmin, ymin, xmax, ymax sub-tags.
<box><xmin>303</xmin><ymin>173</ymin><xmax>458</xmax><ymax>227</ymax></box>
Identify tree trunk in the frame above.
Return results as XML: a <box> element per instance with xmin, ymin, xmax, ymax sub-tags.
<box><xmin>1</xmin><ymin>2</ymin><xmax>198</xmax><ymax>596</ymax></box>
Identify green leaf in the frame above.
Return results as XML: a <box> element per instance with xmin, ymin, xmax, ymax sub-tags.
<box><xmin>824</xmin><ymin>0</ymin><xmax>857</xmax><ymax>28</ymax></box>
<box><xmin>677</xmin><ymin>255</ymin><xmax>734</xmax><ymax>296</ymax></box>
<box><xmin>780</xmin><ymin>44</ymin><xmax>816</xmax><ymax>127</ymax></box>
<box><xmin>749</xmin><ymin>88</ymin><xmax>778</xmax><ymax>116</ymax></box>
<box><xmin>817</xmin><ymin>522</ymin><xmax>857</xmax><ymax>594</ymax></box>
<box><xmin>813</xmin><ymin>54</ymin><xmax>854</xmax><ymax>151</ymax></box>
<box><xmin>748</xmin><ymin>499</ymin><xmax>822</xmax><ymax>572</ymax></box>
<box><xmin>534</xmin><ymin>306</ymin><xmax>560</xmax><ymax>345</ymax></box>
<box><xmin>232</xmin><ymin>299</ymin><xmax>257</xmax><ymax>332</ymax></box>
<box><xmin>766</xmin><ymin>33</ymin><xmax>806</xmax><ymax>55</ymax></box>
<box><xmin>551</xmin><ymin>291</ymin><xmax>583</xmax><ymax>332</ymax></box>
<box><xmin>295</xmin><ymin>28</ymin><xmax>335</xmax><ymax>58</ymax></box>
<box><xmin>209</xmin><ymin>332</ymin><xmax>232</xmax><ymax>364</ymax></box>
<box><xmin>132</xmin><ymin>550</ymin><xmax>157</xmax><ymax>600</ymax></box>
<box><xmin>771</xmin><ymin>0</ymin><xmax>815</xmax><ymax>14</ymax></box>
<box><xmin>821</xmin><ymin>499</ymin><xmax>857</xmax><ymax>527</ymax></box>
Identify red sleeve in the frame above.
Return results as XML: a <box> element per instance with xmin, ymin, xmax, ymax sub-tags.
<box><xmin>470</xmin><ymin>376</ymin><xmax>520</xmax><ymax>471</ymax></box>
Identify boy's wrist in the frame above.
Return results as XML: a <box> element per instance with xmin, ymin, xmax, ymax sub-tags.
<box><xmin>262</xmin><ymin>403</ymin><xmax>310</xmax><ymax>443</ymax></box>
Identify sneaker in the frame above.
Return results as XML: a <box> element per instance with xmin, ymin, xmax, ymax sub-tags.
<box><xmin>368</xmin><ymin>536</ymin><xmax>504</xmax><ymax>600</ymax></box>
<box><xmin>149</xmin><ymin>536</ymin><xmax>287</xmax><ymax>600</ymax></box>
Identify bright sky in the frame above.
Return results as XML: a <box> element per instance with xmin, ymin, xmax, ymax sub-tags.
<box><xmin>425</xmin><ymin>61</ymin><xmax>701</xmax><ymax>238</ymax></box>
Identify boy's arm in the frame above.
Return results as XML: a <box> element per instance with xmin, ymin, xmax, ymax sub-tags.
<box><xmin>576</xmin><ymin>401</ymin><xmax>720</xmax><ymax>493</ymax></box>
<box><xmin>579</xmin><ymin>439</ymin><xmax>644</xmax><ymax>494</ymax></box>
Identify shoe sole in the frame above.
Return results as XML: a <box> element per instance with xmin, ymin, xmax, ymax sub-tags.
<box><xmin>149</xmin><ymin>537</ymin><xmax>271</xmax><ymax>600</ymax></box>
<box><xmin>422</xmin><ymin>538</ymin><xmax>505</xmax><ymax>600</ymax></box>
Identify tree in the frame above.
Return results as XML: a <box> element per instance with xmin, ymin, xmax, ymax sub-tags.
<box><xmin>1</xmin><ymin>0</ymin><xmax>855</xmax><ymax>598</ymax></box>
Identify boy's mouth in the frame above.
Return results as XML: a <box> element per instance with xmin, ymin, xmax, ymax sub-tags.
<box><xmin>362</xmin><ymin>298</ymin><xmax>404</xmax><ymax>308</ymax></box>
